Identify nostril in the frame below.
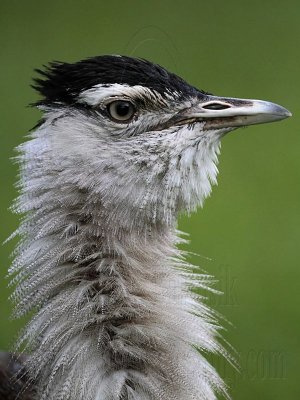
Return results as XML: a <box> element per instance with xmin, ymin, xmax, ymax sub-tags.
<box><xmin>203</xmin><ymin>103</ymin><xmax>231</xmax><ymax>110</ymax></box>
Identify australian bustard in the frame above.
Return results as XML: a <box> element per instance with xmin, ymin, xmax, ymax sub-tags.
<box><xmin>3</xmin><ymin>56</ymin><xmax>290</xmax><ymax>400</ymax></box>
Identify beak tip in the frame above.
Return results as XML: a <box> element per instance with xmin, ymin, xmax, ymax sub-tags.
<box><xmin>257</xmin><ymin>101</ymin><xmax>292</xmax><ymax>123</ymax></box>
<box><xmin>286</xmin><ymin>110</ymin><xmax>292</xmax><ymax>118</ymax></box>
<box><xmin>277</xmin><ymin>105</ymin><xmax>292</xmax><ymax>118</ymax></box>
<box><xmin>276</xmin><ymin>107</ymin><xmax>292</xmax><ymax>121</ymax></box>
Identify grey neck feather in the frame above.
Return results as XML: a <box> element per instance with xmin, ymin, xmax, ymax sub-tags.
<box><xmin>9</xmin><ymin>110</ymin><xmax>228</xmax><ymax>400</ymax></box>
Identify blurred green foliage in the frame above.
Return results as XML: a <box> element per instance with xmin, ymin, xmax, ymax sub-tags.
<box><xmin>0</xmin><ymin>1</ymin><xmax>299</xmax><ymax>398</ymax></box>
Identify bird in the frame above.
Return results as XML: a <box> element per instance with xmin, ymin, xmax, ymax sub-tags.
<box><xmin>3</xmin><ymin>55</ymin><xmax>291</xmax><ymax>400</ymax></box>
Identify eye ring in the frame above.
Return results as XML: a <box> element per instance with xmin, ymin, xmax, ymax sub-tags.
<box><xmin>107</xmin><ymin>100</ymin><xmax>136</xmax><ymax>122</ymax></box>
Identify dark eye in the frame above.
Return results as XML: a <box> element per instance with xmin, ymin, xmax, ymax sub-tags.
<box><xmin>203</xmin><ymin>103</ymin><xmax>231</xmax><ymax>110</ymax></box>
<box><xmin>107</xmin><ymin>100</ymin><xmax>135</xmax><ymax>122</ymax></box>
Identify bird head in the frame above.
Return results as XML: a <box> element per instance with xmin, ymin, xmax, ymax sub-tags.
<box><xmin>32</xmin><ymin>55</ymin><xmax>291</xmax><ymax>229</ymax></box>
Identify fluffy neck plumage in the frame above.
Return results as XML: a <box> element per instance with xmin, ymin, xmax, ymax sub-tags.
<box><xmin>10</xmin><ymin>113</ymin><xmax>226</xmax><ymax>400</ymax></box>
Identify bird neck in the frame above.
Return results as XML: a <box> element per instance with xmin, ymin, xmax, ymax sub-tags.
<box><xmin>10</xmin><ymin>126</ymin><xmax>226</xmax><ymax>400</ymax></box>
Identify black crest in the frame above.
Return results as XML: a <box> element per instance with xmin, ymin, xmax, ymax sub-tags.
<box><xmin>33</xmin><ymin>55</ymin><xmax>206</xmax><ymax>106</ymax></box>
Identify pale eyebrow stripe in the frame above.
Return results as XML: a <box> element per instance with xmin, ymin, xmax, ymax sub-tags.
<box><xmin>78</xmin><ymin>83</ymin><xmax>172</xmax><ymax>107</ymax></box>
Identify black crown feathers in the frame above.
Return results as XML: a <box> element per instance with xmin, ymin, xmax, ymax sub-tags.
<box><xmin>32</xmin><ymin>55</ymin><xmax>207</xmax><ymax>106</ymax></box>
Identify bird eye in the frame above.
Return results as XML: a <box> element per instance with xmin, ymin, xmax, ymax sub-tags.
<box><xmin>203</xmin><ymin>102</ymin><xmax>231</xmax><ymax>110</ymax></box>
<box><xmin>107</xmin><ymin>100</ymin><xmax>135</xmax><ymax>122</ymax></box>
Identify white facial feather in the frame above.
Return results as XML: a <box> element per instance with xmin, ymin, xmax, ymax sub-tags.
<box><xmin>78</xmin><ymin>83</ymin><xmax>180</xmax><ymax>106</ymax></box>
<box><xmin>10</xmin><ymin>85</ymin><xmax>229</xmax><ymax>400</ymax></box>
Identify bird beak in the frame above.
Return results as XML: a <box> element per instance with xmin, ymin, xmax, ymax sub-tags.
<box><xmin>179</xmin><ymin>95</ymin><xmax>292</xmax><ymax>130</ymax></box>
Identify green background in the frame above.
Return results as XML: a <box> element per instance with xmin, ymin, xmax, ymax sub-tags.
<box><xmin>0</xmin><ymin>1</ymin><xmax>299</xmax><ymax>398</ymax></box>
